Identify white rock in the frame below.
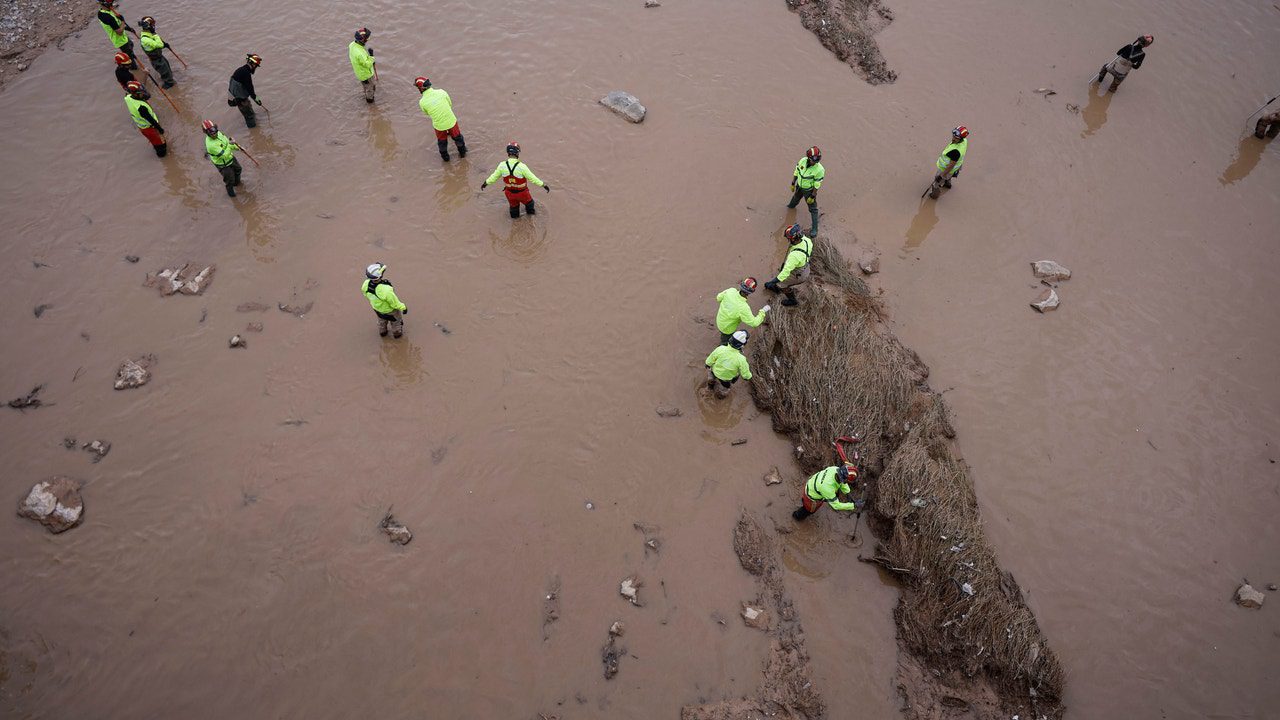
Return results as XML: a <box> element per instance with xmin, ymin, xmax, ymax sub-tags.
<box><xmin>858</xmin><ymin>255</ymin><xmax>881</xmax><ymax>275</ymax></box>
<box><xmin>740</xmin><ymin>602</ymin><xmax>770</xmax><ymax>630</ymax></box>
<box><xmin>1031</xmin><ymin>260</ymin><xmax>1071</xmax><ymax>281</ymax></box>
<box><xmin>609</xmin><ymin>621</ymin><xmax>626</xmax><ymax>637</ymax></box>
<box><xmin>763</xmin><ymin>467</ymin><xmax>783</xmax><ymax>486</ymax></box>
<box><xmin>620</xmin><ymin>575</ymin><xmax>643</xmax><ymax>605</ymax></box>
<box><xmin>1236</xmin><ymin>583</ymin><xmax>1265</xmax><ymax>609</ymax></box>
<box><xmin>1030</xmin><ymin>288</ymin><xmax>1059</xmax><ymax>313</ymax></box>
<box><xmin>114</xmin><ymin>355</ymin><xmax>155</xmax><ymax>390</ymax></box>
<box><xmin>17</xmin><ymin>477</ymin><xmax>84</xmax><ymax>533</ymax></box>
<box><xmin>600</xmin><ymin>91</ymin><xmax>646</xmax><ymax>123</ymax></box>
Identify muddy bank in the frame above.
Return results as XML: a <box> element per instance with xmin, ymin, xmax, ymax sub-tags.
<box><xmin>0</xmin><ymin>0</ymin><xmax>97</xmax><ymax>90</ymax></box>
<box><xmin>748</xmin><ymin>237</ymin><xmax>1064</xmax><ymax>719</ymax></box>
<box><xmin>785</xmin><ymin>0</ymin><xmax>897</xmax><ymax>84</ymax></box>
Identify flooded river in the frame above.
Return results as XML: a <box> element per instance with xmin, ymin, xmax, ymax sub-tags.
<box><xmin>1</xmin><ymin>0</ymin><xmax>1277</xmax><ymax>718</ymax></box>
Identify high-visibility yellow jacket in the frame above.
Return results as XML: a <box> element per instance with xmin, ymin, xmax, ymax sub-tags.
<box><xmin>98</xmin><ymin>9</ymin><xmax>129</xmax><ymax>48</ymax></box>
<box><xmin>715</xmin><ymin>288</ymin><xmax>767</xmax><ymax>335</ymax></box>
<box><xmin>705</xmin><ymin>344</ymin><xmax>752</xmax><ymax>382</ymax></box>
<box><xmin>775</xmin><ymin>236</ymin><xmax>812</xmax><ymax>282</ymax></box>
<box><xmin>486</xmin><ymin>159</ymin><xmax>544</xmax><ymax>190</ymax></box>
<box><xmin>124</xmin><ymin>95</ymin><xmax>158</xmax><ymax>129</ymax></box>
<box><xmin>793</xmin><ymin>158</ymin><xmax>825</xmax><ymax>190</ymax></box>
<box><xmin>805</xmin><ymin>466</ymin><xmax>858</xmax><ymax>511</ymax></box>
<box><xmin>348</xmin><ymin>41</ymin><xmax>375</xmax><ymax>81</ymax></box>
<box><xmin>362</xmin><ymin>279</ymin><xmax>407</xmax><ymax>315</ymax></box>
<box><xmin>139</xmin><ymin>30</ymin><xmax>166</xmax><ymax>55</ymax></box>
<box><xmin>204</xmin><ymin>131</ymin><xmax>238</xmax><ymax>167</ymax></box>
<box><xmin>418</xmin><ymin>87</ymin><xmax>457</xmax><ymax>130</ymax></box>
<box><xmin>936</xmin><ymin>138</ymin><xmax>967</xmax><ymax>176</ymax></box>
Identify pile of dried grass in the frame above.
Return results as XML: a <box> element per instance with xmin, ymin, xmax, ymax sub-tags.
<box><xmin>749</xmin><ymin>237</ymin><xmax>1065</xmax><ymax>718</ymax></box>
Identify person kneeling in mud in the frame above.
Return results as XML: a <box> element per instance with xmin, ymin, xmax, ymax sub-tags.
<box><xmin>705</xmin><ymin>330</ymin><xmax>752</xmax><ymax>398</ymax></box>
<box><xmin>793</xmin><ymin>463</ymin><xmax>863</xmax><ymax>521</ymax></box>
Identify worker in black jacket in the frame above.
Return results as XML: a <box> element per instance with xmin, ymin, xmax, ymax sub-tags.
<box><xmin>228</xmin><ymin>54</ymin><xmax>263</xmax><ymax>128</ymax></box>
<box><xmin>1095</xmin><ymin>35</ymin><xmax>1153</xmax><ymax>93</ymax></box>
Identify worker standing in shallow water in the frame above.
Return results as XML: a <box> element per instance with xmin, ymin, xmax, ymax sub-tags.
<box><xmin>97</xmin><ymin>0</ymin><xmax>137</xmax><ymax>62</ymax></box>
<box><xmin>362</xmin><ymin>263</ymin><xmax>408</xmax><ymax>338</ymax></box>
<box><xmin>715</xmin><ymin>277</ymin><xmax>770</xmax><ymax>345</ymax></box>
<box><xmin>202</xmin><ymin>120</ymin><xmax>244</xmax><ymax>197</ymax></box>
<box><xmin>415</xmin><ymin>76</ymin><xmax>466</xmax><ymax>160</ymax></box>
<box><xmin>349</xmin><ymin>28</ymin><xmax>376</xmax><ymax>103</ymax></box>
<box><xmin>228</xmin><ymin>54</ymin><xmax>263</xmax><ymax>128</ymax></box>
<box><xmin>792</xmin><ymin>464</ymin><xmax>862</xmax><ymax>521</ymax></box>
<box><xmin>1095</xmin><ymin>35</ymin><xmax>1153</xmax><ymax>93</ymax></box>
<box><xmin>113</xmin><ymin>51</ymin><xmax>140</xmax><ymax>90</ymax></box>
<box><xmin>137</xmin><ymin>16</ymin><xmax>175</xmax><ymax>88</ymax></box>
<box><xmin>124</xmin><ymin>81</ymin><xmax>166</xmax><ymax>157</ymax></box>
<box><xmin>1254</xmin><ymin>110</ymin><xmax>1280</xmax><ymax>139</ymax></box>
<box><xmin>929</xmin><ymin>126</ymin><xmax>968</xmax><ymax>199</ymax></box>
<box><xmin>481</xmin><ymin>142</ymin><xmax>551</xmax><ymax>218</ymax></box>
<box><xmin>705</xmin><ymin>330</ymin><xmax>753</xmax><ymax>398</ymax></box>
<box><xmin>787</xmin><ymin>146</ymin><xmax>824</xmax><ymax>237</ymax></box>
<box><xmin>764</xmin><ymin>224</ymin><xmax>812</xmax><ymax>307</ymax></box>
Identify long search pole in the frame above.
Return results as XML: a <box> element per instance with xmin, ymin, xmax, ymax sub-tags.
<box><xmin>233</xmin><ymin>140</ymin><xmax>261</xmax><ymax>168</ymax></box>
<box><xmin>142</xmin><ymin>69</ymin><xmax>180</xmax><ymax>112</ymax></box>
<box><xmin>1243</xmin><ymin>95</ymin><xmax>1279</xmax><ymax>132</ymax></box>
<box><xmin>166</xmin><ymin>47</ymin><xmax>189</xmax><ymax>70</ymax></box>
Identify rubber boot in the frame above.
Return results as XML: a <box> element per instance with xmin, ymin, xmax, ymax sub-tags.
<box><xmin>154</xmin><ymin>143</ymin><xmax>167</xmax><ymax>158</ymax></box>
<box><xmin>782</xmin><ymin>290</ymin><xmax>798</xmax><ymax>307</ymax></box>
<box><xmin>455</xmin><ymin>134</ymin><xmax>467</xmax><ymax>158</ymax></box>
<box><xmin>792</xmin><ymin>506</ymin><xmax>814</xmax><ymax>521</ymax></box>
<box><xmin>1107</xmin><ymin>77</ymin><xmax>1122</xmax><ymax>93</ymax></box>
<box><xmin>943</xmin><ymin>178</ymin><xmax>953</xmax><ymax>189</ymax></box>
<box><xmin>1095</xmin><ymin>66</ymin><xmax>1108</xmax><ymax>84</ymax></box>
<box><xmin>808</xmin><ymin>204</ymin><xmax>819</xmax><ymax>237</ymax></box>
<box><xmin>438</xmin><ymin>139</ymin><xmax>450</xmax><ymax>161</ymax></box>
<box><xmin>525</xmin><ymin>200</ymin><xmax>536</xmax><ymax>215</ymax></box>
<box><xmin>509</xmin><ymin>206</ymin><xmax>520</xmax><ymax>219</ymax></box>
<box><xmin>226</xmin><ymin>185</ymin><xmax>236</xmax><ymax>197</ymax></box>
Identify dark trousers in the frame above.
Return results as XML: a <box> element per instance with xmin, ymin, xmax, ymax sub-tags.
<box><xmin>233</xmin><ymin>98</ymin><xmax>256</xmax><ymax>127</ymax></box>
<box><xmin>147</xmin><ymin>52</ymin><xmax>174</xmax><ymax>86</ymax></box>
<box><xmin>1255</xmin><ymin>113</ymin><xmax>1280</xmax><ymax>139</ymax></box>
<box><xmin>216</xmin><ymin>158</ymin><xmax>243</xmax><ymax>194</ymax></box>
<box><xmin>788</xmin><ymin>187</ymin><xmax>819</xmax><ymax>236</ymax></box>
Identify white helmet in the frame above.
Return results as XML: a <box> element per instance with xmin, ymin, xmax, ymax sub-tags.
<box><xmin>731</xmin><ymin>329</ymin><xmax>748</xmax><ymax>347</ymax></box>
<box><xmin>365</xmin><ymin>263</ymin><xmax>386</xmax><ymax>279</ymax></box>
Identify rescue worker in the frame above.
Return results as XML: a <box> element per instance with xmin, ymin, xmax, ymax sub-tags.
<box><xmin>415</xmin><ymin>76</ymin><xmax>466</xmax><ymax>160</ymax></box>
<box><xmin>705</xmin><ymin>330</ymin><xmax>753</xmax><ymax>398</ymax></box>
<box><xmin>228</xmin><ymin>54</ymin><xmax>263</xmax><ymax>128</ymax></box>
<box><xmin>481</xmin><ymin>142</ymin><xmax>551</xmax><ymax>218</ymax></box>
<box><xmin>202</xmin><ymin>120</ymin><xmax>244</xmax><ymax>197</ymax></box>
<box><xmin>361</xmin><ymin>263</ymin><xmax>408</xmax><ymax>338</ymax></box>
<box><xmin>715</xmin><ymin>277</ymin><xmax>770</xmax><ymax>345</ymax></box>
<box><xmin>1095</xmin><ymin>35</ymin><xmax>1153</xmax><ymax>93</ymax></box>
<box><xmin>97</xmin><ymin>0</ymin><xmax>137</xmax><ymax>62</ymax></box>
<box><xmin>1254</xmin><ymin>110</ymin><xmax>1280</xmax><ymax>140</ymax></box>
<box><xmin>763</xmin><ymin>224</ymin><xmax>812</xmax><ymax>307</ymax></box>
<box><xmin>792</xmin><ymin>464</ymin><xmax>863</xmax><ymax>521</ymax></box>
<box><xmin>787</xmin><ymin>146</ymin><xmax>824</xmax><ymax>237</ymax></box>
<box><xmin>113</xmin><ymin>51</ymin><xmax>140</xmax><ymax>90</ymax></box>
<box><xmin>123</xmin><ymin>81</ymin><xmax>166</xmax><ymax>157</ymax></box>
<box><xmin>349</xmin><ymin>28</ymin><xmax>376</xmax><ymax>103</ymax></box>
<box><xmin>929</xmin><ymin>125</ymin><xmax>968</xmax><ymax>199</ymax></box>
<box><xmin>137</xmin><ymin>16</ymin><xmax>175</xmax><ymax>89</ymax></box>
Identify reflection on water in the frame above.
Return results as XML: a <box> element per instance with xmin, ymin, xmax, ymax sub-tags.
<box><xmin>1080</xmin><ymin>85</ymin><xmax>1113</xmax><ymax>139</ymax></box>
<box><xmin>489</xmin><ymin>221</ymin><xmax>550</xmax><ymax>264</ymax></box>
<box><xmin>161</xmin><ymin>152</ymin><xmax>205</xmax><ymax>210</ymax></box>
<box><xmin>1218</xmin><ymin>134</ymin><xmax>1269</xmax><ymax>186</ymax></box>
<box><xmin>695</xmin><ymin>376</ymin><xmax>746</xmax><ymax>431</ymax></box>
<box><xmin>433</xmin><ymin>160</ymin><xmax>474</xmax><ymax>212</ymax></box>
<box><xmin>234</xmin><ymin>194</ymin><xmax>281</xmax><ymax>263</ymax></box>
<box><xmin>902</xmin><ymin>198</ymin><xmax>940</xmax><ymax>251</ymax></box>
<box><xmin>366</xmin><ymin>108</ymin><xmax>399</xmax><ymax>166</ymax></box>
<box><xmin>378</xmin><ymin>338</ymin><xmax>426</xmax><ymax>387</ymax></box>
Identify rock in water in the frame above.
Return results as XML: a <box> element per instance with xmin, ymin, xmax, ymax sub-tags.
<box><xmin>619</xmin><ymin>575</ymin><xmax>643</xmax><ymax>606</ymax></box>
<box><xmin>763</xmin><ymin>467</ymin><xmax>783</xmax><ymax>486</ymax></box>
<box><xmin>1236</xmin><ymin>583</ymin><xmax>1265</xmax><ymax>609</ymax></box>
<box><xmin>17</xmin><ymin>477</ymin><xmax>84</xmax><ymax>533</ymax></box>
<box><xmin>82</xmin><ymin>440</ymin><xmax>111</xmax><ymax>463</ymax></box>
<box><xmin>144</xmin><ymin>263</ymin><xmax>216</xmax><ymax>296</ymax></box>
<box><xmin>1030</xmin><ymin>288</ymin><xmax>1059</xmax><ymax>313</ymax></box>
<box><xmin>609</xmin><ymin>620</ymin><xmax>626</xmax><ymax>637</ymax></box>
<box><xmin>380</xmin><ymin>512</ymin><xmax>412</xmax><ymax>545</ymax></box>
<box><xmin>740</xmin><ymin>602</ymin><xmax>770</xmax><ymax>630</ymax></box>
<box><xmin>1031</xmin><ymin>260</ymin><xmax>1072</xmax><ymax>281</ymax></box>
<box><xmin>858</xmin><ymin>255</ymin><xmax>881</xmax><ymax>275</ymax></box>
<box><xmin>229</xmin><ymin>335</ymin><xmax>246</xmax><ymax>349</ymax></box>
<box><xmin>600</xmin><ymin>91</ymin><xmax>646</xmax><ymax>123</ymax></box>
<box><xmin>655</xmin><ymin>405</ymin><xmax>682</xmax><ymax>417</ymax></box>
<box><xmin>114</xmin><ymin>355</ymin><xmax>155</xmax><ymax>390</ymax></box>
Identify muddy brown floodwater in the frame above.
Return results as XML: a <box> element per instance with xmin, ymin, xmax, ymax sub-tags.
<box><xmin>2</xmin><ymin>0</ymin><xmax>1278</xmax><ymax>718</ymax></box>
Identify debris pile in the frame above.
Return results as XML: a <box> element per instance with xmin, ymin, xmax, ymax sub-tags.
<box><xmin>114</xmin><ymin>355</ymin><xmax>155</xmax><ymax>390</ymax></box>
<box><xmin>17</xmin><ymin>477</ymin><xmax>84</xmax><ymax>534</ymax></box>
<box><xmin>144</xmin><ymin>264</ymin><xmax>216</xmax><ymax>296</ymax></box>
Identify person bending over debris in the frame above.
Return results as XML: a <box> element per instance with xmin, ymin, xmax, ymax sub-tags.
<box><xmin>482</xmin><ymin>142</ymin><xmax>550</xmax><ymax>218</ymax></box>
<box><xmin>416</xmin><ymin>76</ymin><xmax>466</xmax><ymax>160</ymax></box>
<box><xmin>787</xmin><ymin>146</ymin><xmax>824</xmax><ymax>237</ymax></box>
<box><xmin>1095</xmin><ymin>35</ymin><xmax>1153</xmax><ymax>93</ymax></box>
<box><xmin>350</xmin><ymin>28</ymin><xmax>376</xmax><ymax>103</ymax></box>
<box><xmin>929</xmin><ymin>125</ymin><xmax>968</xmax><ymax>199</ymax></box>
<box><xmin>97</xmin><ymin>0</ymin><xmax>137</xmax><ymax>62</ymax></box>
<box><xmin>202</xmin><ymin>120</ymin><xmax>244</xmax><ymax>197</ymax></box>
<box><xmin>362</xmin><ymin>263</ymin><xmax>408</xmax><ymax>338</ymax></box>
<box><xmin>715</xmin><ymin>277</ymin><xmax>770</xmax><ymax>345</ymax></box>
<box><xmin>764</xmin><ymin>224</ymin><xmax>812</xmax><ymax>306</ymax></box>
<box><xmin>228</xmin><ymin>54</ymin><xmax>263</xmax><ymax>128</ymax></box>
<box><xmin>705</xmin><ymin>330</ymin><xmax>752</xmax><ymax>398</ymax></box>
<box><xmin>793</xmin><ymin>464</ymin><xmax>863</xmax><ymax>521</ymax></box>
<box><xmin>138</xmin><ymin>16</ymin><xmax>176</xmax><ymax>88</ymax></box>
<box><xmin>124</xmin><ymin>81</ymin><xmax>166</xmax><ymax>157</ymax></box>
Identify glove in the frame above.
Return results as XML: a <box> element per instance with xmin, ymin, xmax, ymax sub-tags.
<box><xmin>253</xmin><ymin>97</ymin><xmax>263</xmax><ymax>106</ymax></box>
<box><xmin>368</xmin><ymin>48</ymin><xmax>375</xmax><ymax>56</ymax></box>
<box><xmin>761</xmin><ymin>304</ymin><xmax>771</xmax><ymax>313</ymax></box>
<box><xmin>790</xmin><ymin>182</ymin><xmax>797</xmax><ymax>192</ymax></box>
<box><xmin>764</xmin><ymin>280</ymin><xmax>780</xmax><ymax>293</ymax></box>
<box><xmin>480</xmin><ymin>181</ymin><xmax>487</xmax><ymax>190</ymax></box>
<box><xmin>543</xmin><ymin>184</ymin><xmax>551</xmax><ymax>193</ymax></box>
<box><xmin>401</xmin><ymin>308</ymin><xmax>408</xmax><ymax>315</ymax></box>
<box><xmin>157</xmin><ymin>127</ymin><xmax>165</xmax><ymax>135</ymax></box>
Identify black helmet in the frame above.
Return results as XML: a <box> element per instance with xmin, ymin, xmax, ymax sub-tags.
<box><xmin>506</xmin><ymin>141</ymin><xmax>521</xmax><ymax>156</ymax></box>
<box><xmin>139</xmin><ymin>16</ymin><xmax>156</xmax><ymax>31</ymax></box>
<box><xmin>354</xmin><ymin>27</ymin><xmax>371</xmax><ymax>42</ymax></box>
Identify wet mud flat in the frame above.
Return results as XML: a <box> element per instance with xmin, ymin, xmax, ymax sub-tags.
<box><xmin>0</xmin><ymin>0</ymin><xmax>98</xmax><ymax>90</ymax></box>
<box><xmin>784</xmin><ymin>0</ymin><xmax>897</xmax><ymax>84</ymax></box>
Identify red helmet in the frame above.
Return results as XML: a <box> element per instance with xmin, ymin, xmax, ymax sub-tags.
<box><xmin>506</xmin><ymin>141</ymin><xmax>521</xmax><ymax>156</ymax></box>
<box><xmin>952</xmin><ymin>125</ymin><xmax>969</xmax><ymax>140</ymax></box>
<box><xmin>201</xmin><ymin>119</ymin><xmax>219</xmax><ymax>135</ymax></box>
<box><xmin>739</xmin><ymin>277</ymin><xmax>758</xmax><ymax>294</ymax></box>
<box><xmin>114</xmin><ymin>51</ymin><xmax>132</xmax><ymax>65</ymax></box>
<box><xmin>1140</xmin><ymin>34</ymin><xmax>1154</xmax><ymax>46</ymax></box>
<box><xmin>125</xmin><ymin>80</ymin><xmax>143</xmax><ymax>94</ymax></box>
<box><xmin>414</xmin><ymin>76</ymin><xmax>430</xmax><ymax>90</ymax></box>
<box><xmin>783</xmin><ymin>224</ymin><xmax>803</xmax><ymax>241</ymax></box>
<box><xmin>805</xmin><ymin>146</ymin><xmax>821</xmax><ymax>162</ymax></box>
<box><xmin>245</xmin><ymin>54</ymin><xmax>262</xmax><ymax>67</ymax></box>
<box><xmin>354</xmin><ymin>27</ymin><xmax>371</xmax><ymax>42</ymax></box>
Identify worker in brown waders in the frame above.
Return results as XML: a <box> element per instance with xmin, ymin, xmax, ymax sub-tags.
<box><xmin>123</xmin><ymin>81</ymin><xmax>166</xmax><ymax>157</ymax></box>
<box><xmin>113</xmin><ymin>51</ymin><xmax>141</xmax><ymax>91</ymax></box>
<box><xmin>228</xmin><ymin>54</ymin><xmax>263</xmax><ymax>128</ymax></box>
<box><xmin>787</xmin><ymin>146</ymin><xmax>824</xmax><ymax>238</ymax></box>
<box><xmin>481</xmin><ymin>142</ymin><xmax>551</xmax><ymax>218</ymax></box>
<box><xmin>792</xmin><ymin>464</ymin><xmax>863</xmax><ymax>521</ymax></box>
<box><xmin>137</xmin><ymin>16</ymin><xmax>176</xmax><ymax>88</ymax></box>
<box><xmin>1095</xmin><ymin>35</ymin><xmax>1153</xmax><ymax>93</ymax></box>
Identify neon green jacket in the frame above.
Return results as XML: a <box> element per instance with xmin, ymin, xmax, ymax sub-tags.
<box><xmin>775</xmin><ymin>236</ymin><xmax>812</xmax><ymax>282</ymax></box>
<box><xmin>348</xmin><ymin>41</ymin><xmax>375</xmax><ymax>81</ymax></box>
<box><xmin>418</xmin><ymin>87</ymin><xmax>457</xmax><ymax>130</ymax></box>
<box><xmin>805</xmin><ymin>466</ymin><xmax>858</xmax><ymax>511</ymax></box>
<box><xmin>485</xmin><ymin>159</ymin><xmax>544</xmax><ymax>188</ymax></box>
<box><xmin>204</xmin><ymin>131</ymin><xmax>238</xmax><ymax>167</ymax></box>
<box><xmin>98</xmin><ymin>9</ymin><xmax>129</xmax><ymax>48</ymax></box>
<box><xmin>793</xmin><ymin>158</ymin><xmax>825</xmax><ymax>190</ymax></box>
<box><xmin>715</xmin><ymin>288</ymin><xmax>767</xmax><ymax>335</ymax></box>
<box><xmin>705</xmin><ymin>344</ymin><xmax>752</xmax><ymax>382</ymax></box>
<box><xmin>124</xmin><ymin>95</ymin><xmax>157</xmax><ymax>128</ymax></box>
<box><xmin>362</xmin><ymin>279</ymin><xmax>407</xmax><ymax>314</ymax></box>
<box><xmin>140</xmin><ymin>30</ymin><xmax>166</xmax><ymax>54</ymax></box>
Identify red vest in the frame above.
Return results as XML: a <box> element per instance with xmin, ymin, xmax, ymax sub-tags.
<box><xmin>502</xmin><ymin>159</ymin><xmax>527</xmax><ymax>192</ymax></box>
